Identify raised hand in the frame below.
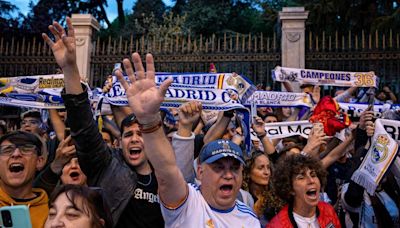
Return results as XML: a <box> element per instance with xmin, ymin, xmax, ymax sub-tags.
<box><xmin>116</xmin><ymin>53</ymin><xmax>173</xmax><ymax>124</ymax></box>
<box><xmin>178</xmin><ymin>101</ymin><xmax>202</xmax><ymax>126</ymax></box>
<box><xmin>42</xmin><ymin>17</ymin><xmax>76</xmax><ymax>70</ymax></box>
<box><xmin>50</xmin><ymin>136</ymin><xmax>76</xmax><ymax>174</ymax></box>
<box><xmin>252</xmin><ymin>116</ymin><xmax>266</xmax><ymax>136</ymax></box>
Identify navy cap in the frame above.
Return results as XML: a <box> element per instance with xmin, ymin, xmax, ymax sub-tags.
<box><xmin>199</xmin><ymin>139</ymin><xmax>245</xmax><ymax>165</ymax></box>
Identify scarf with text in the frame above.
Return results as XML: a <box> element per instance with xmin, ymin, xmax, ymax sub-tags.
<box><xmin>272</xmin><ymin>66</ymin><xmax>378</xmax><ymax>87</ymax></box>
<box><xmin>352</xmin><ymin>119</ymin><xmax>400</xmax><ymax>194</ymax></box>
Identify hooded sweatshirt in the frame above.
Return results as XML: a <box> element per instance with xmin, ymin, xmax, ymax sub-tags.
<box><xmin>0</xmin><ymin>187</ymin><xmax>49</xmax><ymax>228</ymax></box>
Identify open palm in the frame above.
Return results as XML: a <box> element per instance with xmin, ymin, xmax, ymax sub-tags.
<box><xmin>116</xmin><ymin>53</ymin><xmax>172</xmax><ymax>124</ymax></box>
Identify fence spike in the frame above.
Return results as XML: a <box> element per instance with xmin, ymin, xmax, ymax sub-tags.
<box><xmin>254</xmin><ymin>34</ymin><xmax>258</xmax><ymax>52</ymax></box>
<box><xmin>223</xmin><ymin>32</ymin><xmax>226</xmax><ymax>52</ymax></box>
<box><xmin>242</xmin><ymin>34</ymin><xmax>245</xmax><ymax>52</ymax></box>
<box><xmin>348</xmin><ymin>30</ymin><xmax>351</xmax><ymax>49</ymax></box>
<box><xmin>389</xmin><ymin>29</ymin><xmax>393</xmax><ymax>48</ymax></box>
<box><xmin>16</xmin><ymin>41</ymin><xmax>19</xmax><ymax>56</ymax></box>
<box><xmin>328</xmin><ymin>35</ymin><xmax>331</xmax><ymax>51</ymax></box>
<box><xmin>118</xmin><ymin>36</ymin><xmax>122</xmax><ymax>54</ymax></box>
<box><xmin>260</xmin><ymin>33</ymin><xmax>264</xmax><ymax>52</ymax></box>
<box><xmin>383</xmin><ymin>33</ymin><xmax>385</xmax><ymax>50</ymax></box>
<box><xmin>217</xmin><ymin>37</ymin><xmax>220</xmax><ymax>52</ymax></box>
<box><xmin>32</xmin><ymin>37</ymin><xmax>36</xmax><ymax>55</ymax></box>
<box><xmin>95</xmin><ymin>37</ymin><xmax>100</xmax><ymax>55</ymax></box>
<box><xmin>335</xmin><ymin>31</ymin><xmax>338</xmax><ymax>50</ymax></box>
<box><xmin>316</xmin><ymin>35</ymin><xmax>319</xmax><ymax>51</ymax></box>
<box><xmin>212</xmin><ymin>34</ymin><xmax>215</xmax><ymax>52</ymax></box>
<box><xmin>21</xmin><ymin>37</ymin><xmax>26</xmax><ymax>55</ymax></box>
<box><xmin>375</xmin><ymin>30</ymin><xmax>378</xmax><ymax>49</ymax></box>
<box><xmin>355</xmin><ymin>35</ymin><xmax>358</xmax><ymax>50</ymax></box>
<box><xmin>362</xmin><ymin>30</ymin><xmax>365</xmax><ymax>49</ymax></box>
<box><xmin>273</xmin><ymin>33</ymin><xmax>276</xmax><ymax>51</ymax></box>
<box><xmin>37</xmin><ymin>42</ymin><xmax>41</xmax><ymax>55</ymax></box>
<box><xmin>200</xmin><ymin>34</ymin><xmax>203</xmax><ymax>52</ymax></box>
<box><xmin>10</xmin><ymin>37</ymin><xmax>14</xmax><ymax>55</ymax></box>
<box><xmin>322</xmin><ymin>31</ymin><xmax>325</xmax><ymax>51</ymax></box>
<box><xmin>236</xmin><ymin>33</ymin><xmax>239</xmax><ymax>52</ymax></box>
<box><xmin>369</xmin><ymin>33</ymin><xmax>372</xmax><ymax>50</ymax></box>
<box><xmin>342</xmin><ymin>34</ymin><xmax>345</xmax><ymax>51</ymax></box>
<box><xmin>309</xmin><ymin>31</ymin><xmax>312</xmax><ymax>50</ymax></box>
<box><xmin>188</xmin><ymin>34</ymin><xmax>191</xmax><ymax>52</ymax></box>
<box><xmin>248</xmin><ymin>33</ymin><xmax>251</xmax><ymax>51</ymax></box>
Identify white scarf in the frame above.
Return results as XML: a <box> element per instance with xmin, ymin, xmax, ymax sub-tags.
<box><xmin>272</xmin><ymin>66</ymin><xmax>378</xmax><ymax>87</ymax></box>
<box><xmin>244</xmin><ymin>91</ymin><xmax>312</xmax><ymax>108</ymax></box>
<box><xmin>352</xmin><ymin>119</ymin><xmax>400</xmax><ymax>194</ymax></box>
<box><xmin>264</xmin><ymin>120</ymin><xmax>312</xmax><ymax>139</ymax></box>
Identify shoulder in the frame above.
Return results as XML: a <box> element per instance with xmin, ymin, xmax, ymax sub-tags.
<box><xmin>267</xmin><ymin>205</ymin><xmax>290</xmax><ymax>228</ymax></box>
<box><xmin>235</xmin><ymin>200</ymin><xmax>258</xmax><ymax>220</ymax></box>
<box><xmin>317</xmin><ymin>202</ymin><xmax>341</xmax><ymax>227</ymax></box>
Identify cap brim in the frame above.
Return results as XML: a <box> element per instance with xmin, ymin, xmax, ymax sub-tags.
<box><xmin>203</xmin><ymin>153</ymin><xmax>245</xmax><ymax>165</ymax></box>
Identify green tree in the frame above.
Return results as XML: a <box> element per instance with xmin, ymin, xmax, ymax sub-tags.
<box><xmin>0</xmin><ymin>0</ymin><xmax>20</xmax><ymax>36</ymax></box>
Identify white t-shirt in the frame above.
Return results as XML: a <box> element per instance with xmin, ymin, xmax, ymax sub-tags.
<box><xmin>161</xmin><ymin>183</ymin><xmax>261</xmax><ymax>228</ymax></box>
<box><xmin>293</xmin><ymin>212</ymin><xmax>319</xmax><ymax>228</ymax></box>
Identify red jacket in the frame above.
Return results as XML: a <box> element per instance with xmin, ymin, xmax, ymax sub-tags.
<box><xmin>267</xmin><ymin>202</ymin><xmax>341</xmax><ymax>228</ymax></box>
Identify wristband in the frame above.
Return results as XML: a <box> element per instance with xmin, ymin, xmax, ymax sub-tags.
<box><xmin>138</xmin><ymin>116</ymin><xmax>163</xmax><ymax>134</ymax></box>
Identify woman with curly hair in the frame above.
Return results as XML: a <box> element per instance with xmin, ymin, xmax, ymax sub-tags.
<box><xmin>267</xmin><ymin>154</ymin><xmax>341</xmax><ymax>228</ymax></box>
<box><xmin>242</xmin><ymin>152</ymin><xmax>285</xmax><ymax>226</ymax></box>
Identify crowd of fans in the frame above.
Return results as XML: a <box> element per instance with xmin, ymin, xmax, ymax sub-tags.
<box><xmin>0</xmin><ymin>17</ymin><xmax>399</xmax><ymax>228</ymax></box>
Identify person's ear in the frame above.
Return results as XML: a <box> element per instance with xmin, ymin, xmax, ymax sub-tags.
<box><xmin>36</xmin><ymin>155</ymin><xmax>46</xmax><ymax>171</ymax></box>
<box><xmin>99</xmin><ymin>218</ymin><xmax>105</xmax><ymax>227</ymax></box>
<box><xmin>197</xmin><ymin>164</ymin><xmax>204</xmax><ymax>180</ymax></box>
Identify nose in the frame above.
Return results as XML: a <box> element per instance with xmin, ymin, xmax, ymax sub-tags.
<box><xmin>49</xmin><ymin>216</ymin><xmax>64</xmax><ymax>228</ymax></box>
<box><xmin>10</xmin><ymin>147</ymin><xmax>23</xmax><ymax>157</ymax></box>
<box><xmin>130</xmin><ymin>133</ymin><xmax>140</xmax><ymax>143</ymax></box>
<box><xmin>306</xmin><ymin>174</ymin><xmax>316</xmax><ymax>184</ymax></box>
<box><xmin>70</xmin><ymin>158</ymin><xmax>79</xmax><ymax>168</ymax></box>
<box><xmin>222</xmin><ymin>168</ymin><xmax>234</xmax><ymax>180</ymax></box>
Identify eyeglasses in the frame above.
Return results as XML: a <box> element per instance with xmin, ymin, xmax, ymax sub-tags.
<box><xmin>21</xmin><ymin>120</ymin><xmax>40</xmax><ymax>125</ymax></box>
<box><xmin>0</xmin><ymin>144</ymin><xmax>38</xmax><ymax>156</ymax></box>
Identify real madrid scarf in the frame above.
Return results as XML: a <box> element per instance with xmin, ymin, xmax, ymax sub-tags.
<box><xmin>352</xmin><ymin>119</ymin><xmax>400</xmax><ymax>194</ymax></box>
<box><xmin>272</xmin><ymin>66</ymin><xmax>378</xmax><ymax>87</ymax></box>
<box><xmin>264</xmin><ymin>120</ymin><xmax>313</xmax><ymax>139</ymax></box>
<box><xmin>244</xmin><ymin>91</ymin><xmax>312</xmax><ymax>108</ymax></box>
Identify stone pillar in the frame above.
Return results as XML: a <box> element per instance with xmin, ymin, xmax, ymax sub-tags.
<box><xmin>279</xmin><ymin>7</ymin><xmax>308</xmax><ymax>91</ymax></box>
<box><xmin>71</xmin><ymin>14</ymin><xmax>100</xmax><ymax>85</ymax></box>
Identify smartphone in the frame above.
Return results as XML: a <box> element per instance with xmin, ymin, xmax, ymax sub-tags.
<box><xmin>0</xmin><ymin>205</ymin><xmax>32</xmax><ymax>228</ymax></box>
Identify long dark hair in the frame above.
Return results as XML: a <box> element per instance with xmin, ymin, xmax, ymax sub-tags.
<box><xmin>49</xmin><ymin>185</ymin><xmax>113</xmax><ymax>228</ymax></box>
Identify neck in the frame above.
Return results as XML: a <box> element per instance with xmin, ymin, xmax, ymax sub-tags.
<box><xmin>135</xmin><ymin>161</ymin><xmax>152</xmax><ymax>175</ymax></box>
<box><xmin>249</xmin><ymin>182</ymin><xmax>267</xmax><ymax>198</ymax></box>
<box><xmin>293</xmin><ymin>200</ymin><xmax>316</xmax><ymax>218</ymax></box>
<box><xmin>0</xmin><ymin>182</ymin><xmax>36</xmax><ymax>200</ymax></box>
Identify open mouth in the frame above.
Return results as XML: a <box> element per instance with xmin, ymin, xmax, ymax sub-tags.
<box><xmin>9</xmin><ymin>163</ymin><xmax>24</xmax><ymax>173</ymax></box>
<box><xmin>306</xmin><ymin>189</ymin><xmax>318</xmax><ymax>198</ymax></box>
<box><xmin>69</xmin><ymin>171</ymin><xmax>80</xmax><ymax>178</ymax></box>
<box><xmin>129</xmin><ymin>148</ymin><xmax>142</xmax><ymax>155</ymax></box>
<box><xmin>219</xmin><ymin>184</ymin><xmax>233</xmax><ymax>194</ymax></box>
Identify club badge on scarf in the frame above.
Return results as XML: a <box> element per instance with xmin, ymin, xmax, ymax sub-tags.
<box><xmin>272</xmin><ymin>66</ymin><xmax>378</xmax><ymax>87</ymax></box>
<box><xmin>352</xmin><ymin>119</ymin><xmax>400</xmax><ymax>195</ymax></box>
<box><xmin>244</xmin><ymin>91</ymin><xmax>312</xmax><ymax>108</ymax></box>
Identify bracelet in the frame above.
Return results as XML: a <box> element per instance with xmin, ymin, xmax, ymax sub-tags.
<box><xmin>257</xmin><ymin>132</ymin><xmax>267</xmax><ymax>140</ymax></box>
<box><xmin>138</xmin><ymin>116</ymin><xmax>163</xmax><ymax>134</ymax></box>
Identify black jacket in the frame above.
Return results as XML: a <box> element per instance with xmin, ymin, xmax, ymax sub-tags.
<box><xmin>62</xmin><ymin>88</ymin><xmax>137</xmax><ymax>226</ymax></box>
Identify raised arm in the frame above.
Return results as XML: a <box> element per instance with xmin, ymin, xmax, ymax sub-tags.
<box><xmin>116</xmin><ymin>53</ymin><xmax>187</xmax><ymax>208</ymax></box>
<box><xmin>42</xmin><ymin>17</ymin><xmax>82</xmax><ymax>94</ymax></box>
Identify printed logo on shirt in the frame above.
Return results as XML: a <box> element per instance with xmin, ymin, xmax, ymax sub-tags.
<box><xmin>134</xmin><ymin>188</ymin><xmax>159</xmax><ymax>203</ymax></box>
<box><xmin>206</xmin><ymin>219</ymin><xmax>214</xmax><ymax>228</ymax></box>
